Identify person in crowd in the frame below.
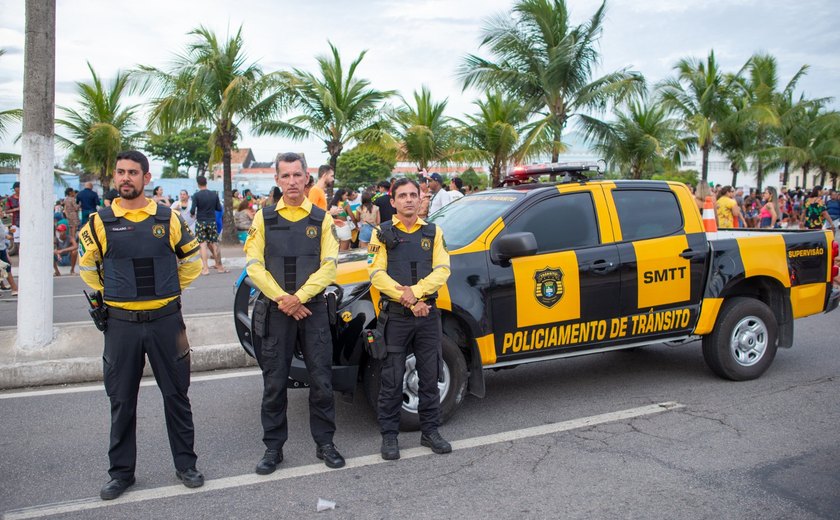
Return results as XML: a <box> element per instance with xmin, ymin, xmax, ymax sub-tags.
<box><xmin>152</xmin><ymin>186</ymin><xmax>170</xmax><ymax>206</ymax></box>
<box><xmin>329</xmin><ymin>189</ymin><xmax>355</xmax><ymax>251</ymax></box>
<box><xmin>743</xmin><ymin>189</ymin><xmax>759</xmax><ymax>228</ymax></box>
<box><xmin>367</xmin><ymin>178</ymin><xmax>452</xmax><ymax>460</ymax></box>
<box><xmin>308</xmin><ymin>165</ymin><xmax>333</xmax><ymax>211</ymax></box>
<box><xmin>427</xmin><ymin>172</ymin><xmax>452</xmax><ymax>215</ymax></box>
<box><xmin>0</xmin><ymin>207</ymin><xmax>18</xmax><ymax>296</ymax></box>
<box><xmin>5</xmin><ymin>181</ymin><xmax>21</xmax><ymax>228</ymax></box>
<box><xmin>264</xmin><ymin>186</ymin><xmax>282</xmax><ymax>208</ymax></box>
<box><xmin>52</xmin><ymin>223</ymin><xmax>78</xmax><ymax>276</ymax></box>
<box><xmin>244</xmin><ymin>152</ymin><xmax>344</xmax><ymax>473</ymax></box>
<box><xmin>63</xmin><ymin>187</ymin><xmax>81</xmax><ymax>237</ymax></box>
<box><xmin>417</xmin><ymin>176</ymin><xmax>431</xmax><ymax>219</ymax></box>
<box><xmin>449</xmin><ymin>177</ymin><xmax>465</xmax><ymax>201</ymax></box>
<box><xmin>170</xmin><ymin>189</ymin><xmax>196</xmax><ymax>234</ymax></box>
<box><xmin>235</xmin><ymin>199</ymin><xmax>255</xmax><ymax>231</ymax></box>
<box><xmin>803</xmin><ymin>186</ymin><xmax>834</xmax><ymax>230</ymax></box>
<box><xmin>715</xmin><ymin>185</ymin><xmax>741</xmax><ymax>228</ymax></box>
<box><xmin>191</xmin><ymin>175</ymin><xmax>227</xmax><ymax>275</ymax></box>
<box><xmin>356</xmin><ymin>190</ymin><xmax>380</xmax><ymax>249</ymax></box>
<box><xmin>78</xmin><ymin>150</ymin><xmax>204</xmax><ymax>500</ymax></box>
<box><xmin>76</xmin><ymin>181</ymin><xmax>100</xmax><ymax>223</ymax></box>
<box><xmin>103</xmin><ymin>188</ymin><xmax>119</xmax><ymax>207</ymax></box>
<box><xmin>373</xmin><ymin>180</ymin><xmax>396</xmax><ymax>222</ymax></box>
<box><xmin>759</xmin><ymin>187</ymin><xmax>780</xmax><ymax>229</ymax></box>
<box><xmin>826</xmin><ymin>190</ymin><xmax>840</xmax><ymax>231</ymax></box>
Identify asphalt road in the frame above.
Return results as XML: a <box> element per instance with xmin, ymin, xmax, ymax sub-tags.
<box><xmin>1</xmin><ymin>311</ymin><xmax>838</xmax><ymax>519</ymax></box>
<box><xmin>0</xmin><ymin>257</ymin><xmax>247</xmax><ymax>327</ymax></box>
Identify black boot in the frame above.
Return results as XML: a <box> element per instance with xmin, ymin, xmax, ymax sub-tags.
<box><xmin>381</xmin><ymin>434</ymin><xmax>400</xmax><ymax>460</ymax></box>
<box><xmin>255</xmin><ymin>448</ymin><xmax>283</xmax><ymax>475</ymax></box>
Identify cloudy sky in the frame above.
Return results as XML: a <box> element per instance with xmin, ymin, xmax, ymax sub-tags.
<box><xmin>1</xmin><ymin>0</ymin><xmax>838</xmax><ymax>171</ymax></box>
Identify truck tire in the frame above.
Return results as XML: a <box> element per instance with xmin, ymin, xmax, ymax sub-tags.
<box><xmin>702</xmin><ymin>297</ymin><xmax>778</xmax><ymax>381</ymax></box>
<box><xmin>363</xmin><ymin>334</ymin><xmax>468</xmax><ymax>432</ymax></box>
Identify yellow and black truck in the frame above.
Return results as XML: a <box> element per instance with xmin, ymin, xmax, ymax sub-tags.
<box><xmin>234</xmin><ymin>164</ymin><xmax>839</xmax><ymax>430</ymax></box>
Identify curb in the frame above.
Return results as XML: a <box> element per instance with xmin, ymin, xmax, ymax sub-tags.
<box><xmin>0</xmin><ymin>314</ymin><xmax>255</xmax><ymax>390</ymax></box>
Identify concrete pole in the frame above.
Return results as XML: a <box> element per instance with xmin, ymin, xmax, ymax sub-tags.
<box><xmin>17</xmin><ymin>0</ymin><xmax>56</xmax><ymax>349</ymax></box>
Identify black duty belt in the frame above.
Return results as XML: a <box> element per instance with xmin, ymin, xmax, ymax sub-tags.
<box><xmin>381</xmin><ymin>299</ymin><xmax>436</xmax><ymax>316</ymax></box>
<box><xmin>108</xmin><ymin>299</ymin><xmax>181</xmax><ymax>323</ymax></box>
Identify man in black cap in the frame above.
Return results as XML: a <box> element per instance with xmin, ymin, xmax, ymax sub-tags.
<box><xmin>427</xmin><ymin>173</ymin><xmax>452</xmax><ymax>215</ymax></box>
<box><xmin>374</xmin><ymin>180</ymin><xmax>396</xmax><ymax>222</ymax></box>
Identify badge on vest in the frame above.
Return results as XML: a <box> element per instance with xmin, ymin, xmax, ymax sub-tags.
<box><xmin>152</xmin><ymin>224</ymin><xmax>166</xmax><ymax>238</ymax></box>
<box><xmin>306</xmin><ymin>225</ymin><xmax>319</xmax><ymax>239</ymax></box>
<box><xmin>420</xmin><ymin>237</ymin><xmax>432</xmax><ymax>251</ymax></box>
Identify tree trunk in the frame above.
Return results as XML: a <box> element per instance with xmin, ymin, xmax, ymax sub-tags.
<box><xmin>801</xmin><ymin>163</ymin><xmax>811</xmax><ymax>190</ymax></box>
<box><xmin>730</xmin><ymin>163</ymin><xmax>738</xmax><ymax>187</ymax></box>
<box><xmin>220</xmin><ymin>140</ymin><xmax>237</xmax><ymax>245</ymax></box>
<box><xmin>782</xmin><ymin>161</ymin><xmax>790</xmax><ymax>187</ymax></box>
<box><xmin>700</xmin><ymin>144</ymin><xmax>710</xmax><ymax>184</ymax></box>
<box><xmin>755</xmin><ymin>159</ymin><xmax>765</xmax><ymax>193</ymax></box>
<box><xmin>18</xmin><ymin>0</ymin><xmax>55</xmax><ymax>350</ymax></box>
<box><xmin>818</xmin><ymin>168</ymin><xmax>827</xmax><ymax>188</ymax></box>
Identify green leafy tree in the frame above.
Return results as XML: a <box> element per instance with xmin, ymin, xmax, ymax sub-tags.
<box><xmin>55</xmin><ymin>62</ymin><xmax>142</xmax><ymax>187</ymax></box>
<box><xmin>145</xmin><ymin>126</ymin><xmax>212</xmax><ymax>177</ymax></box>
<box><xmin>335</xmin><ymin>146</ymin><xmax>395</xmax><ymax>190</ymax></box>
<box><xmin>455</xmin><ymin>91</ymin><xmax>530</xmax><ymax>186</ymax></box>
<box><xmin>459</xmin><ymin>0</ymin><xmax>643</xmax><ymax>165</ymax></box>
<box><xmin>258</xmin><ymin>42</ymin><xmax>394</xmax><ymax>171</ymax></box>
<box><xmin>650</xmin><ymin>169</ymin><xmax>699</xmax><ymax>187</ymax></box>
<box><xmin>391</xmin><ymin>86</ymin><xmax>454</xmax><ymax>170</ymax></box>
<box><xmin>138</xmin><ymin>26</ymin><xmax>288</xmax><ymax>244</ymax></box>
<box><xmin>658</xmin><ymin>50</ymin><xmax>730</xmax><ymax>184</ymax></box>
<box><xmin>460</xmin><ymin>166</ymin><xmax>490</xmax><ymax>190</ymax></box>
<box><xmin>580</xmin><ymin>95</ymin><xmax>689</xmax><ymax>179</ymax></box>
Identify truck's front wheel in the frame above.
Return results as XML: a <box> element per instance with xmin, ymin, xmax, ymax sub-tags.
<box><xmin>702</xmin><ymin>297</ymin><xmax>778</xmax><ymax>381</ymax></box>
<box><xmin>364</xmin><ymin>334</ymin><xmax>468</xmax><ymax>431</ymax></box>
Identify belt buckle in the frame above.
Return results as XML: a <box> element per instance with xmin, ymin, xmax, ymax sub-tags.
<box><xmin>134</xmin><ymin>310</ymin><xmax>151</xmax><ymax>322</ymax></box>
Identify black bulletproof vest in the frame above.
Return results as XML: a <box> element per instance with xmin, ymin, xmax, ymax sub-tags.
<box><xmin>381</xmin><ymin>221</ymin><xmax>437</xmax><ymax>299</ymax></box>
<box><xmin>263</xmin><ymin>204</ymin><xmax>326</xmax><ymax>300</ymax></box>
<box><xmin>99</xmin><ymin>205</ymin><xmax>180</xmax><ymax>302</ymax></box>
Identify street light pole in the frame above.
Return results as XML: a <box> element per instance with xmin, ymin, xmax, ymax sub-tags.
<box><xmin>17</xmin><ymin>0</ymin><xmax>56</xmax><ymax>349</ymax></box>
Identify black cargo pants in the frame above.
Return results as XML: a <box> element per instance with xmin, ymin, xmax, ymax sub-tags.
<box><xmin>378</xmin><ymin>304</ymin><xmax>442</xmax><ymax>436</ymax></box>
<box><xmin>256</xmin><ymin>301</ymin><xmax>336</xmax><ymax>449</ymax></box>
<box><xmin>102</xmin><ymin>310</ymin><xmax>196</xmax><ymax>480</ymax></box>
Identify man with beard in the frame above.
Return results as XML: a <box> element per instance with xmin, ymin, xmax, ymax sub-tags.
<box><xmin>78</xmin><ymin>150</ymin><xmax>204</xmax><ymax>500</ymax></box>
<box><xmin>308</xmin><ymin>164</ymin><xmax>334</xmax><ymax>211</ymax></box>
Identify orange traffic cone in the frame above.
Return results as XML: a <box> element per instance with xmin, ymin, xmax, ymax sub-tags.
<box><xmin>703</xmin><ymin>196</ymin><xmax>718</xmax><ymax>239</ymax></box>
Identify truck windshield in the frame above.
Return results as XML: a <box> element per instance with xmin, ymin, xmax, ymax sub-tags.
<box><xmin>428</xmin><ymin>192</ymin><xmax>524</xmax><ymax>250</ymax></box>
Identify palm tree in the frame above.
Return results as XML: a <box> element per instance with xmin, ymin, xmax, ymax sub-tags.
<box><xmin>579</xmin><ymin>96</ymin><xmax>689</xmax><ymax>179</ymax></box>
<box><xmin>55</xmin><ymin>63</ymin><xmax>141</xmax><ymax>187</ymax></box>
<box><xmin>777</xmin><ymin>104</ymin><xmax>840</xmax><ymax>188</ymax></box>
<box><xmin>455</xmin><ymin>91</ymin><xmax>531</xmax><ymax>185</ymax></box>
<box><xmin>458</xmin><ymin>0</ymin><xmax>643</xmax><ymax>165</ymax></box>
<box><xmin>391</xmin><ymin>86</ymin><xmax>454</xmax><ymax>170</ymax></box>
<box><xmin>259</xmin><ymin>42</ymin><xmax>394</xmax><ymax>172</ymax></box>
<box><xmin>137</xmin><ymin>26</ymin><xmax>288</xmax><ymax>244</ymax></box>
<box><xmin>658</xmin><ymin>51</ymin><xmax>730</xmax><ymax>184</ymax></box>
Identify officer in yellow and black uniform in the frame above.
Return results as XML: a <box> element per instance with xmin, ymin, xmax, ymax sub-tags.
<box><xmin>367</xmin><ymin>178</ymin><xmax>452</xmax><ymax>460</ymax></box>
<box><xmin>78</xmin><ymin>151</ymin><xmax>204</xmax><ymax>500</ymax></box>
<box><xmin>244</xmin><ymin>152</ymin><xmax>345</xmax><ymax>473</ymax></box>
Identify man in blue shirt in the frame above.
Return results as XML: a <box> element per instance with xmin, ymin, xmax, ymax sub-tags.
<box><xmin>826</xmin><ymin>190</ymin><xmax>840</xmax><ymax>231</ymax></box>
<box><xmin>76</xmin><ymin>182</ymin><xmax>101</xmax><ymax>223</ymax></box>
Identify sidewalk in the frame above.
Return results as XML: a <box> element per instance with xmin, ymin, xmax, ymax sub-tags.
<box><xmin>1</xmin><ymin>242</ymin><xmax>256</xmax><ymax>390</ymax></box>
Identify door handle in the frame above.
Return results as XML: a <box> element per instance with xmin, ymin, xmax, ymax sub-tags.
<box><xmin>679</xmin><ymin>248</ymin><xmax>705</xmax><ymax>260</ymax></box>
<box><xmin>589</xmin><ymin>259</ymin><xmax>616</xmax><ymax>275</ymax></box>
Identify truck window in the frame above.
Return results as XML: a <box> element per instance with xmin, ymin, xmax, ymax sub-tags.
<box><xmin>506</xmin><ymin>192</ymin><xmax>599</xmax><ymax>252</ymax></box>
<box><xmin>428</xmin><ymin>192</ymin><xmax>524</xmax><ymax>250</ymax></box>
<box><xmin>613</xmin><ymin>189</ymin><xmax>683</xmax><ymax>241</ymax></box>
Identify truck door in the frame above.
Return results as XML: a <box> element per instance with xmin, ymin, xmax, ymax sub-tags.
<box><xmin>487</xmin><ymin>187</ymin><xmax>621</xmax><ymax>363</ymax></box>
<box><xmin>608</xmin><ymin>183</ymin><xmax>708</xmax><ymax>342</ymax></box>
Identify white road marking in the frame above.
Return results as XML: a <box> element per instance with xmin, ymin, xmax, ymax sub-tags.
<box><xmin>0</xmin><ymin>368</ymin><xmax>261</xmax><ymax>400</ymax></box>
<box><xmin>2</xmin><ymin>402</ymin><xmax>683</xmax><ymax>520</ymax></box>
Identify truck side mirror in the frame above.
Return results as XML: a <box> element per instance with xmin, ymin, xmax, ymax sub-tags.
<box><xmin>493</xmin><ymin>232</ymin><xmax>538</xmax><ymax>266</ymax></box>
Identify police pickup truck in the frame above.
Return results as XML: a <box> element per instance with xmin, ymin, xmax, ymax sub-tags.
<box><xmin>234</xmin><ymin>164</ymin><xmax>840</xmax><ymax>430</ymax></box>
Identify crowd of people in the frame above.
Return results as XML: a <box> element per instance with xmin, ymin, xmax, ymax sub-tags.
<box><xmin>705</xmin><ymin>183</ymin><xmax>838</xmax><ymax>231</ymax></box>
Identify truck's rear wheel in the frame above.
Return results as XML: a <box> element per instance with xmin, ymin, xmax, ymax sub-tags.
<box><xmin>364</xmin><ymin>334</ymin><xmax>468</xmax><ymax>431</ymax></box>
<box><xmin>702</xmin><ymin>297</ymin><xmax>778</xmax><ymax>381</ymax></box>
